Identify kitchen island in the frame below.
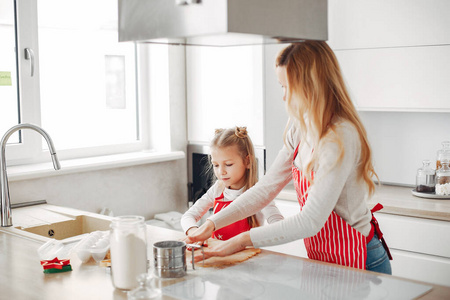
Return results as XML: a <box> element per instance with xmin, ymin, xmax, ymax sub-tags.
<box><xmin>1</xmin><ymin>223</ymin><xmax>450</xmax><ymax>300</ymax></box>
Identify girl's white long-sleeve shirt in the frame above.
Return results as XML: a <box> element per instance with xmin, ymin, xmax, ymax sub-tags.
<box><xmin>207</xmin><ymin>120</ymin><xmax>374</xmax><ymax>248</ymax></box>
<box><xmin>181</xmin><ymin>181</ymin><xmax>284</xmax><ymax>234</ymax></box>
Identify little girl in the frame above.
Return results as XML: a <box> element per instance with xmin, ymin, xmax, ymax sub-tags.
<box><xmin>181</xmin><ymin>126</ymin><xmax>283</xmax><ymax>240</ymax></box>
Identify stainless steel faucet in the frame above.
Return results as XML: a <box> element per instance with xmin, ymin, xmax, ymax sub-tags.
<box><xmin>1</xmin><ymin>124</ymin><xmax>61</xmax><ymax>227</ymax></box>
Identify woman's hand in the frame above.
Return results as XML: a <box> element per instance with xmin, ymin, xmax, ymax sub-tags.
<box><xmin>192</xmin><ymin>231</ymin><xmax>253</xmax><ymax>263</ymax></box>
<box><xmin>184</xmin><ymin>219</ymin><xmax>215</xmax><ymax>245</ymax></box>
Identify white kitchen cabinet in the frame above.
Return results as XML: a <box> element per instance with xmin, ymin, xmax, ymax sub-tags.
<box><xmin>262</xmin><ymin>44</ymin><xmax>290</xmax><ymax>168</ymax></box>
<box><xmin>374</xmin><ymin>212</ymin><xmax>450</xmax><ymax>287</ymax></box>
<box><xmin>327</xmin><ymin>0</ymin><xmax>450</xmax><ymax>112</ymax></box>
<box><xmin>328</xmin><ymin>0</ymin><xmax>450</xmax><ymax>50</ymax></box>
<box><xmin>336</xmin><ymin>45</ymin><xmax>450</xmax><ymax>112</ymax></box>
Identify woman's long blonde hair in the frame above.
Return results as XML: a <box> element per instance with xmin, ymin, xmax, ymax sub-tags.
<box><xmin>210</xmin><ymin>126</ymin><xmax>259</xmax><ymax>227</ymax></box>
<box><xmin>276</xmin><ymin>41</ymin><xmax>378</xmax><ymax>195</ymax></box>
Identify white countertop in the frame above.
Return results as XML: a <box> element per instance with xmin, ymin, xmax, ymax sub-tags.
<box><xmin>2</xmin><ymin>223</ymin><xmax>448</xmax><ymax>300</ymax></box>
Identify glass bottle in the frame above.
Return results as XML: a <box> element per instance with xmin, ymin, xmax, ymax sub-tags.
<box><xmin>110</xmin><ymin>216</ymin><xmax>148</xmax><ymax>290</ymax></box>
<box><xmin>416</xmin><ymin>160</ymin><xmax>435</xmax><ymax>193</ymax></box>
<box><xmin>436</xmin><ymin>141</ymin><xmax>450</xmax><ymax>170</ymax></box>
<box><xmin>435</xmin><ymin>160</ymin><xmax>450</xmax><ymax>196</ymax></box>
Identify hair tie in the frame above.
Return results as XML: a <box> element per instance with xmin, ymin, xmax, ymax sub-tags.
<box><xmin>235</xmin><ymin>126</ymin><xmax>248</xmax><ymax>139</ymax></box>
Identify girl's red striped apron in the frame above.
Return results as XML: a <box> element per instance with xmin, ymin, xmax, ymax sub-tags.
<box><xmin>292</xmin><ymin>145</ymin><xmax>368</xmax><ymax>269</ymax></box>
<box><xmin>211</xmin><ymin>193</ymin><xmax>251</xmax><ymax>240</ymax></box>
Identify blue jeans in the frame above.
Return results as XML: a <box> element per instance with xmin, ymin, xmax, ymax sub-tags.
<box><xmin>366</xmin><ymin>233</ymin><xmax>392</xmax><ymax>275</ymax></box>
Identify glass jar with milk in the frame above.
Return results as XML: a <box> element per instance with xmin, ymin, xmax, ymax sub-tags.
<box><xmin>110</xmin><ymin>216</ymin><xmax>147</xmax><ymax>290</ymax></box>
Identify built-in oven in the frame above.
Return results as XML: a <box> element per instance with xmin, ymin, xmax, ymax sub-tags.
<box><xmin>187</xmin><ymin>143</ymin><xmax>266</xmax><ymax>205</ymax></box>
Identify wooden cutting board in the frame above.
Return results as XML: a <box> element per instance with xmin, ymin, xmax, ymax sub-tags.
<box><xmin>194</xmin><ymin>239</ymin><xmax>261</xmax><ymax>268</ymax></box>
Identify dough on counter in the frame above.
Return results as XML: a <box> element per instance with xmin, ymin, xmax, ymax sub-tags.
<box><xmin>193</xmin><ymin>239</ymin><xmax>261</xmax><ymax>268</ymax></box>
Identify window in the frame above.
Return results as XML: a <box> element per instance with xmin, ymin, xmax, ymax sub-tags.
<box><xmin>0</xmin><ymin>0</ymin><xmax>19</xmax><ymax>143</ymax></box>
<box><xmin>2</xmin><ymin>0</ymin><xmax>149</xmax><ymax>165</ymax></box>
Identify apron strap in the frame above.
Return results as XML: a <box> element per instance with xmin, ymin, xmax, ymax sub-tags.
<box><xmin>293</xmin><ymin>144</ymin><xmax>300</xmax><ymax>160</ymax></box>
<box><xmin>368</xmin><ymin>203</ymin><xmax>393</xmax><ymax>260</ymax></box>
<box><xmin>214</xmin><ymin>193</ymin><xmax>224</xmax><ymax>201</ymax></box>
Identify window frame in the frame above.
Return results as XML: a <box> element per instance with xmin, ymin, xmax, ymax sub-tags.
<box><xmin>6</xmin><ymin>0</ymin><xmax>150</xmax><ymax>166</ymax></box>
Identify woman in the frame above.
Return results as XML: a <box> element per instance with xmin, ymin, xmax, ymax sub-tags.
<box><xmin>186</xmin><ymin>41</ymin><xmax>392</xmax><ymax>274</ymax></box>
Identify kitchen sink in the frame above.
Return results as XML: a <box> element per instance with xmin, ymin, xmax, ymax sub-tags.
<box><xmin>0</xmin><ymin>203</ymin><xmax>113</xmax><ymax>243</ymax></box>
<box><xmin>17</xmin><ymin>215</ymin><xmax>111</xmax><ymax>240</ymax></box>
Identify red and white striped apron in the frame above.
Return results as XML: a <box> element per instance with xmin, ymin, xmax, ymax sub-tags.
<box><xmin>211</xmin><ymin>193</ymin><xmax>251</xmax><ymax>241</ymax></box>
<box><xmin>292</xmin><ymin>145</ymin><xmax>368</xmax><ymax>269</ymax></box>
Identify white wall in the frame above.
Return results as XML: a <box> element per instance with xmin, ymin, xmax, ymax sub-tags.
<box><xmin>359</xmin><ymin>112</ymin><xmax>449</xmax><ymax>185</ymax></box>
<box><xmin>186</xmin><ymin>46</ymin><xmax>264</xmax><ymax>146</ymax></box>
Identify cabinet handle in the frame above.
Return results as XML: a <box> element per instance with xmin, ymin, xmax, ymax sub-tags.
<box><xmin>24</xmin><ymin>48</ymin><xmax>35</xmax><ymax>77</ymax></box>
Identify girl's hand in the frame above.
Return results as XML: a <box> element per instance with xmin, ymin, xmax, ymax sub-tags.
<box><xmin>182</xmin><ymin>227</ymin><xmax>209</xmax><ymax>250</ymax></box>
<box><xmin>185</xmin><ymin>220</ymin><xmax>215</xmax><ymax>244</ymax></box>
<box><xmin>180</xmin><ymin>227</ymin><xmax>208</xmax><ymax>251</ymax></box>
<box><xmin>192</xmin><ymin>231</ymin><xmax>253</xmax><ymax>263</ymax></box>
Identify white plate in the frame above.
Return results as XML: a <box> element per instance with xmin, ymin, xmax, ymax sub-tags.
<box><xmin>411</xmin><ymin>189</ymin><xmax>450</xmax><ymax>200</ymax></box>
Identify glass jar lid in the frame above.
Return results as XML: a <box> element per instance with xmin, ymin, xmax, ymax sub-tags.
<box><xmin>417</xmin><ymin>160</ymin><xmax>435</xmax><ymax>176</ymax></box>
<box><xmin>437</xmin><ymin>141</ymin><xmax>450</xmax><ymax>159</ymax></box>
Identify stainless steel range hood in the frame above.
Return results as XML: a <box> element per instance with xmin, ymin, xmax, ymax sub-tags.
<box><xmin>118</xmin><ymin>0</ymin><xmax>327</xmax><ymax>47</ymax></box>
